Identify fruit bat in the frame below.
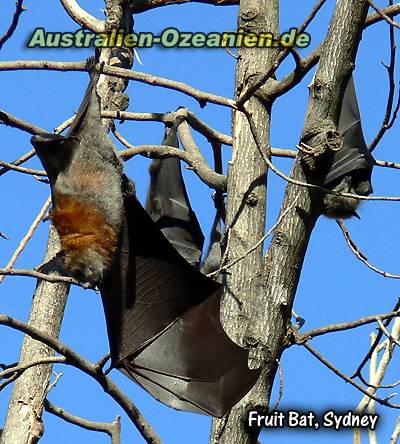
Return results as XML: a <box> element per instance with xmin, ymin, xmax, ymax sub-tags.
<box><xmin>31</xmin><ymin>60</ymin><xmax>259</xmax><ymax>416</ymax></box>
<box><xmin>322</xmin><ymin>76</ymin><xmax>375</xmax><ymax>218</ymax></box>
<box><xmin>31</xmin><ymin>58</ymin><xmax>124</xmax><ymax>285</ymax></box>
<box><xmin>101</xmin><ymin>137</ymin><xmax>260</xmax><ymax>417</ymax></box>
<box><xmin>145</xmin><ymin>125</ymin><xmax>204</xmax><ymax>268</ymax></box>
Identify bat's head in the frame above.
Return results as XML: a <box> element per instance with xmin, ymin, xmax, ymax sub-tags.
<box><xmin>31</xmin><ymin>134</ymin><xmax>76</xmax><ymax>184</ymax></box>
<box><xmin>322</xmin><ymin>173</ymin><xmax>372</xmax><ymax>219</ymax></box>
<box><xmin>57</xmin><ymin>248</ymin><xmax>108</xmax><ymax>286</ymax></box>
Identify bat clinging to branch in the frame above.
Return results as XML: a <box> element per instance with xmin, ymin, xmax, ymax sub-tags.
<box><xmin>322</xmin><ymin>76</ymin><xmax>375</xmax><ymax>218</ymax></box>
<box><xmin>31</xmin><ymin>58</ymin><xmax>124</xmax><ymax>285</ymax></box>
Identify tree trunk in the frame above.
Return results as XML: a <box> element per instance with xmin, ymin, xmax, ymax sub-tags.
<box><xmin>210</xmin><ymin>1</ymin><xmax>279</xmax><ymax>443</ymax></box>
<box><xmin>1</xmin><ymin>227</ymin><xmax>70</xmax><ymax>444</ymax></box>
<box><xmin>211</xmin><ymin>1</ymin><xmax>369</xmax><ymax>443</ymax></box>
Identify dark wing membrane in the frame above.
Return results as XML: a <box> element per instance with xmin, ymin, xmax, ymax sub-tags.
<box><xmin>101</xmin><ymin>180</ymin><xmax>260</xmax><ymax>417</ymax></box>
<box><xmin>145</xmin><ymin>126</ymin><xmax>204</xmax><ymax>267</ymax></box>
<box><xmin>121</xmin><ymin>291</ymin><xmax>260</xmax><ymax>417</ymax></box>
<box><xmin>324</xmin><ymin>76</ymin><xmax>375</xmax><ymax>186</ymax></box>
<box><xmin>101</xmin><ymin>183</ymin><xmax>218</xmax><ymax>361</ymax></box>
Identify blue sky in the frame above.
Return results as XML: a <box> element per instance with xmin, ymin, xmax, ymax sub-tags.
<box><xmin>1</xmin><ymin>1</ymin><xmax>399</xmax><ymax>443</ymax></box>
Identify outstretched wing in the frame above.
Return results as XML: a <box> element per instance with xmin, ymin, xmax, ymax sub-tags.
<box><xmin>100</xmin><ymin>179</ymin><xmax>260</xmax><ymax>417</ymax></box>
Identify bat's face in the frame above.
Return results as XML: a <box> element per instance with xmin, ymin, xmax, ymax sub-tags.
<box><xmin>31</xmin><ymin>134</ymin><xmax>76</xmax><ymax>184</ymax></box>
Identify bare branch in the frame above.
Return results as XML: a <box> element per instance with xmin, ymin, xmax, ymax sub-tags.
<box><xmin>0</xmin><ymin>196</ymin><xmax>51</xmax><ymax>285</ymax></box>
<box><xmin>377</xmin><ymin>318</ymin><xmax>400</xmax><ymax>346</ymax></box>
<box><xmin>0</xmin><ymin>268</ymin><xmax>85</xmax><ymax>287</ymax></box>
<box><xmin>295</xmin><ymin>310</ymin><xmax>400</xmax><ymax>342</ymax></box>
<box><xmin>0</xmin><ymin>109</ymin><xmax>47</xmax><ymax>135</ymax></box>
<box><xmin>115</xmin><ymin>129</ymin><xmax>227</xmax><ymax>191</ymax></box>
<box><xmin>0</xmin><ymin>60</ymin><xmax>236</xmax><ymax>108</ymax></box>
<box><xmin>391</xmin><ymin>416</ymin><xmax>400</xmax><ymax>443</ymax></box>
<box><xmin>0</xmin><ymin>150</ymin><xmax>37</xmax><ymax>177</ymax></box>
<box><xmin>337</xmin><ymin>220</ymin><xmax>400</xmax><ymax>279</ymax></box>
<box><xmin>0</xmin><ymin>314</ymin><xmax>162</xmax><ymax>444</ymax></box>
<box><xmin>354</xmin><ymin>299</ymin><xmax>400</xmax><ymax>377</ymax></box>
<box><xmin>302</xmin><ymin>341</ymin><xmax>400</xmax><ymax>408</ymax></box>
<box><xmin>0</xmin><ymin>357</ymin><xmax>67</xmax><ymax>391</ymax></box>
<box><xmin>367</xmin><ymin>4</ymin><xmax>400</xmax><ymax>26</ymax></box>
<box><xmin>54</xmin><ymin>115</ymin><xmax>75</xmax><ymax>134</ymax></box>
<box><xmin>104</xmin><ymin>108</ymin><xmax>233</xmax><ymax>145</ymax></box>
<box><xmin>208</xmin><ymin>198</ymin><xmax>298</xmax><ymax>278</ymax></box>
<box><xmin>369</xmin><ymin>2</ymin><xmax>397</xmax><ymax>152</ymax></box>
<box><xmin>59</xmin><ymin>0</ymin><xmax>105</xmax><ymax>32</ymax></box>
<box><xmin>177</xmin><ymin>120</ymin><xmax>227</xmax><ymax>189</ymax></box>
<box><xmin>101</xmin><ymin>64</ymin><xmax>236</xmax><ymax>108</ymax></box>
<box><xmin>44</xmin><ymin>400</ymin><xmax>121</xmax><ymax>444</ymax></box>
<box><xmin>368</xmin><ymin>0</ymin><xmax>400</xmax><ymax>30</ymax></box>
<box><xmin>266</xmin><ymin>4</ymin><xmax>400</xmax><ymax>99</ymax></box>
<box><xmin>0</xmin><ymin>0</ymin><xmax>26</xmax><ymax>50</ymax></box>
<box><xmin>355</xmin><ymin>318</ymin><xmax>400</xmax><ymax>418</ymax></box>
<box><xmin>0</xmin><ymin>160</ymin><xmax>45</xmax><ymax>176</ymax></box>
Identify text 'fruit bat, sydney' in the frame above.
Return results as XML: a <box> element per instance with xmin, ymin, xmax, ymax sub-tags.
<box><xmin>31</xmin><ymin>57</ymin><xmax>124</xmax><ymax>285</ymax></box>
<box><xmin>101</xmin><ymin>127</ymin><xmax>260</xmax><ymax>417</ymax></box>
<box><xmin>322</xmin><ymin>76</ymin><xmax>375</xmax><ymax>218</ymax></box>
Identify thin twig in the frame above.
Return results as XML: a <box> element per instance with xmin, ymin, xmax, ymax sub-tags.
<box><xmin>0</xmin><ymin>268</ymin><xmax>84</xmax><ymax>287</ymax></box>
<box><xmin>353</xmin><ymin>298</ymin><xmax>400</xmax><ymax>378</ymax></box>
<box><xmin>368</xmin><ymin>0</ymin><xmax>400</xmax><ymax>30</ymax></box>
<box><xmin>369</xmin><ymin>0</ymin><xmax>398</xmax><ymax>152</ymax></box>
<box><xmin>302</xmin><ymin>341</ymin><xmax>400</xmax><ymax>408</ymax></box>
<box><xmin>0</xmin><ymin>150</ymin><xmax>36</xmax><ymax>177</ymax></box>
<box><xmin>0</xmin><ymin>315</ymin><xmax>162</xmax><ymax>444</ymax></box>
<box><xmin>208</xmin><ymin>198</ymin><xmax>297</xmax><ymax>278</ymax></box>
<box><xmin>0</xmin><ymin>0</ymin><xmax>26</xmax><ymax>50</ymax></box>
<box><xmin>295</xmin><ymin>310</ymin><xmax>400</xmax><ymax>342</ymax></box>
<box><xmin>0</xmin><ymin>160</ymin><xmax>45</xmax><ymax>177</ymax></box>
<box><xmin>337</xmin><ymin>220</ymin><xmax>400</xmax><ymax>279</ymax></box>
<box><xmin>45</xmin><ymin>400</ymin><xmax>121</xmax><ymax>444</ymax></box>
<box><xmin>0</xmin><ymin>196</ymin><xmax>52</xmax><ymax>285</ymax></box>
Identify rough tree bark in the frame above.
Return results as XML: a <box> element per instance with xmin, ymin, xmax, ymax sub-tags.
<box><xmin>1</xmin><ymin>2</ymin><xmax>133</xmax><ymax>442</ymax></box>
<box><xmin>0</xmin><ymin>228</ymin><xmax>69</xmax><ymax>444</ymax></box>
<box><xmin>210</xmin><ymin>1</ymin><xmax>279</xmax><ymax>443</ymax></box>
<box><xmin>210</xmin><ymin>1</ymin><xmax>369</xmax><ymax>443</ymax></box>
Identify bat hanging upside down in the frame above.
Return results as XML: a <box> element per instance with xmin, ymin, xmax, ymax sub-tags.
<box><xmin>31</xmin><ymin>57</ymin><xmax>124</xmax><ymax>286</ymax></box>
<box><xmin>32</xmin><ymin>61</ymin><xmax>260</xmax><ymax>417</ymax></box>
<box><xmin>322</xmin><ymin>76</ymin><xmax>375</xmax><ymax>219</ymax></box>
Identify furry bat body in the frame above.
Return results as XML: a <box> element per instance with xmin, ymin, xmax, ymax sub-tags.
<box><xmin>322</xmin><ymin>76</ymin><xmax>375</xmax><ymax>218</ymax></box>
<box><xmin>31</xmin><ymin>59</ymin><xmax>123</xmax><ymax>285</ymax></box>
